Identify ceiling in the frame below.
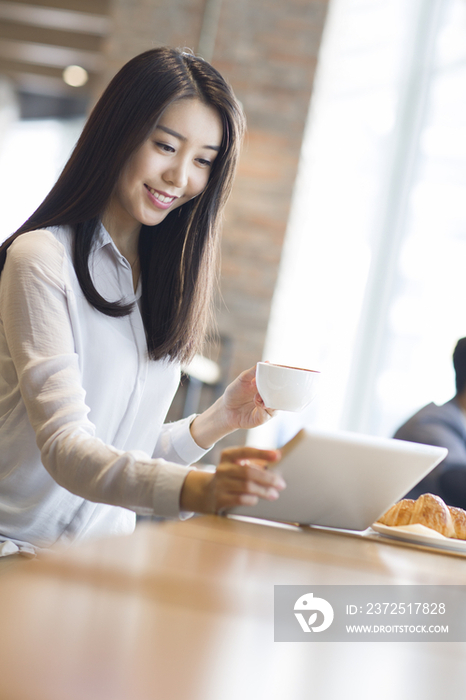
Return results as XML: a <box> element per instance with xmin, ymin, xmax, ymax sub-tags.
<box><xmin>0</xmin><ymin>0</ymin><xmax>111</xmax><ymax>113</ymax></box>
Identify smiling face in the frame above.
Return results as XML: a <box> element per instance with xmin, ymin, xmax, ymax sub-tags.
<box><xmin>103</xmin><ymin>97</ymin><xmax>223</xmax><ymax>243</ymax></box>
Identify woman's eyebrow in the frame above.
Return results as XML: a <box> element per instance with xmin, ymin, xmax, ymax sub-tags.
<box><xmin>157</xmin><ymin>124</ymin><xmax>220</xmax><ymax>152</ymax></box>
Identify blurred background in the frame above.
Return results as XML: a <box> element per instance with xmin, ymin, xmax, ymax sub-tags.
<box><xmin>0</xmin><ymin>0</ymin><xmax>465</xmax><ymax>456</ymax></box>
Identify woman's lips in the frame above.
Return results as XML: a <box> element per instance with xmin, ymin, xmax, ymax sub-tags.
<box><xmin>144</xmin><ymin>184</ymin><xmax>177</xmax><ymax>209</ymax></box>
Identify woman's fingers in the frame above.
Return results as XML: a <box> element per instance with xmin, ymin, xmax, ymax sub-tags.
<box><xmin>181</xmin><ymin>444</ymin><xmax>286</xmax><ymax>515</ymax></box>
<box><xmin>237</xmin><ymin>460</ymin><xmax>286</xmax><ymax>493</ymax></box>
<box><xmin>216</xmin><ymin>469</ymin><xmax>283</xmax><ymax>500</ymax></box>
<box><xmin>219</xmin><ymin>449</ymin><xmax>284</xmax><ymax>487</ymax></box>
<box><xmin>214</xmin><ymin>447</ymin><xmax>286</xmax><ymax>510</ymax></box>
<box><xmin>220</xmin><ymin>446</ymin><xmax>281</xmax><ymax>464</ymax></box>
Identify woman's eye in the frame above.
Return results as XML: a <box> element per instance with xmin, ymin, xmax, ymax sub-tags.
<box><xmin>156</xmin><ymin>142</ymin><xmax>175</xmax><ymax>153</ymax></box>
<box><xmin>197</xmin><ymin>158</ymin><xmax>212</xmax><ymax>167</ymax></box>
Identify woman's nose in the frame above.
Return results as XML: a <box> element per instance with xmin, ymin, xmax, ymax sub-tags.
<box><xmin>163</xmin><ymin>158</ymin><xmax>189</xmax><ymax>189</ymax></box>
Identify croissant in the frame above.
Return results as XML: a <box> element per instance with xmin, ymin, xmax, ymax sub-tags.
<box><xmin>448</xmin><ymin>506</ymin><xmax>466</xmax><ymax>540</ymax></box>
<box><xmin>378</xmin><ymin>493</ymin><xmax>466</xmax><ymax>540</ymax></box>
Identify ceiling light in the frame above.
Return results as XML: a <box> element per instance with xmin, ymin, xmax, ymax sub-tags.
<box><xmin>62</xmin><ymin>65</ymin><xmax>88</xmax><ymax>87</ymax></box>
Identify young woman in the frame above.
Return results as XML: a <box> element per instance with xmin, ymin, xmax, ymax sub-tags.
<box><xmin>0</xmin><ymin>47</ymin><xmax>285</xmax><ymax>554</ymax></box>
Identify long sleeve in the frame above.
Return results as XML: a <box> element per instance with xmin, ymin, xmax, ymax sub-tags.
<box><xmin>0</xmin><ymin>228</ymin><xmax>208</xmax><ymax>547</ymax></box>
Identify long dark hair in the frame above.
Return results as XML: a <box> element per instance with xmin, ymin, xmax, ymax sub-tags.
<box><xmin>0</xmin><ymin>47</ymin><xmax>245</xmax><ymax>363</ymax></box>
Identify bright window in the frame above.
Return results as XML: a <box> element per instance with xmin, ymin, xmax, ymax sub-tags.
<box><xmin>251</xmin><ymin>0</ymin><xmax>466</xmax><ymax>447</ymax></box>
<box><xmin>0</xmin><ymin>116</ymin><xmax>84</xmax><ymax>243</ymax></box>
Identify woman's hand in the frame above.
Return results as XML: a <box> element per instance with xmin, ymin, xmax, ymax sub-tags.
<box><xmin>179</xmin><ymin>447</ymin><xmax>285</xmax><ymax>514</ymax></box>
<box><xmin>221</xmin><ymin>365</ymin><xmax>273</xmax><ymax>430</ymax></box>
<box><xmin>189</xmin><ymin>365</ymin><xmax>274</xmax><ymax>449</ymax></box>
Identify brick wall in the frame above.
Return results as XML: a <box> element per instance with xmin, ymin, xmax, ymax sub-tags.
<box><xmin>100</xmin><ymin>0</ymin><xmax>329</xmax><ymax>450</ymax></box>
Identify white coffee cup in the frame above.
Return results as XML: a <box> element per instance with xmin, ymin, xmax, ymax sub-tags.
<box><xmin>255</xmin><ymin>362</ymin><xmax>321</xmax><ymax>412</ymax></box>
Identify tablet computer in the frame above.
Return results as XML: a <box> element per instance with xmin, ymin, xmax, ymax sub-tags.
<box><xmin>229</xmin><ymin>428</ymin><xmax>448</xmax><ymax>530</ymax></box>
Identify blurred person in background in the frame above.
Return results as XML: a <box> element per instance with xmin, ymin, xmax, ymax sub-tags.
<box><xmin>395</xmin><ymin>337</ymin><xmax>466</xmax><ymax>509</ymax></box>
<box><xmin>0</xmin><ymin>47</ymin><xmax>285</xmax><ymax>557</ymax></box>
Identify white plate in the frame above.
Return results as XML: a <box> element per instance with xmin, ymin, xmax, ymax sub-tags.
<box><xmin>371</xmin><ymin>522</ymin><xmax>466</xmax><ymax>553</ymax></box>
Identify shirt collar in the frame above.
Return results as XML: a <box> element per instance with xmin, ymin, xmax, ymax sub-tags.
<box><xmin>95</xmin><ymin>222</ymin><xmax>118</xmax><ymax>253</ymax></box>
<box><xmin>95</xmin><ymin>222</ymin><xmax>142</xmax><ymax>300</ymax></box>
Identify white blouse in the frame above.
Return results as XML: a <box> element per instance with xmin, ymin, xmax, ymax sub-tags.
<box><xmin>0</xmin><ymin>225</ymin><xmax>209</xmax><ymax>551</ymax></box>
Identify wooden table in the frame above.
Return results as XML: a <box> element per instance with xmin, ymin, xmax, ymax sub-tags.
<box><xmin>1</xmin><ymin>515</ymin><xmax>466</xmax><ymax>700</ymax></box>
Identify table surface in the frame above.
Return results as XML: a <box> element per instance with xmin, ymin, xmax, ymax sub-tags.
<box><xmin>1</xmin><ymin>515</ymin><xmax>465</xmax><ymax>700</ymax></box>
